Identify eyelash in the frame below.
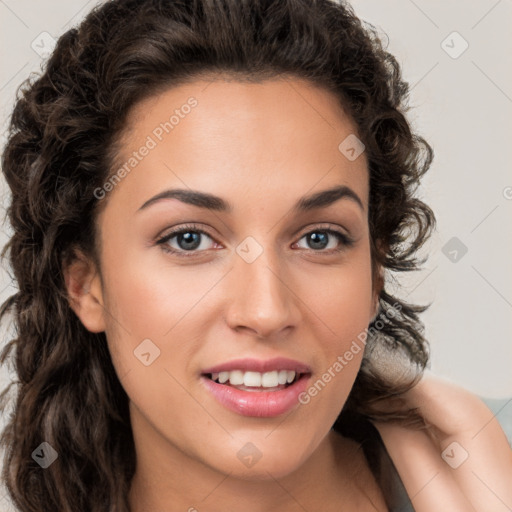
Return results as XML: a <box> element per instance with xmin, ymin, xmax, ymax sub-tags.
<box><xmin>155</xmin><ymin>223</ymin><xmax>355</xmax><ymax>258</ymax></box>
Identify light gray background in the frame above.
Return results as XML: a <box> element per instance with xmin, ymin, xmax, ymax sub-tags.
<box><xmin>1</xmin><ymin>1</ymin><xmax>511</xmax><ymax>510</ymax></box>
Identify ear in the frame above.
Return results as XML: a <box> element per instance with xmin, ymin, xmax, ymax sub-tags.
<box><xmin>63</xmin><ymin>249</ymin><xmax>106</xmax><ymax>333</ymax></box>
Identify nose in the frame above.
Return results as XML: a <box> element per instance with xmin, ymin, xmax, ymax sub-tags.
<box><xmin>224</xmin><ymin>244</ymin><xmax>301</xmax><ymax>339</ymax></box>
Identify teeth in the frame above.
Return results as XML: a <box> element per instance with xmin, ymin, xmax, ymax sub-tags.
<box><xmin>229</xmin><ymin>370</ymin><xmax>244</xmax><ymax>386</ymax></box>
<box><xmin>278</xmin><ymin>370</ymin><xmax>288</xmax><ymax>385</ymax></box>
<box><xmin>243</xmin><ymin>371</ymin><xmax>261</xmax><ymax>387</ymax></box>
<box><xmin>209</xmin><ymin>370</ymin><xmax>298</xmax><ymax>387</ymax></box>
<box><xmin>261</xmin><ymin>370</ymin><xmax>278</xmax><ymax>387</ymax></box>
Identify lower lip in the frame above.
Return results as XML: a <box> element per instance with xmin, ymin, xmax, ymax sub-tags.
<box><xmin>200</xmin><ymin>374</ymin><xmax>311</xmax><ymax>418</ymax></box>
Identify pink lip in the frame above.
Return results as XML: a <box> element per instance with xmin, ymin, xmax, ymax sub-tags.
<box><xmin>200</xmin><ymin>373</ymin><xmax>311</xmax><ymax>417</ymax></box>
<box><xmin>201</xmin><ymin>357</ymin><xmax>312</xmax><ymax>374</ymax></box>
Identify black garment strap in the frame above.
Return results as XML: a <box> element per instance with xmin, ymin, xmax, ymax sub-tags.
<box><xmin>332</xmin><ymin>413</ymin><xmax>415</xmax><ymax>512</ymax></box>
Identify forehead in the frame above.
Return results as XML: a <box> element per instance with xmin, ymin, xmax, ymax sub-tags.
<box><xmin>107</xmin><ymin>76</ymin><xmax>369</xmax><ymax>214</ymax></box>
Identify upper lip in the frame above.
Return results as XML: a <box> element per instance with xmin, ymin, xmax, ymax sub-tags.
<box><xmin>201</xmin><ymin>357</ymin><xmax>312</xmax><ymax>375</ymax></box>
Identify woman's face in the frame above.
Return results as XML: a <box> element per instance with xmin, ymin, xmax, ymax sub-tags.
<box><xmin>76</xmin><ymin>76</ymin><xmax>379</xmax><ymax>479</ymax></box>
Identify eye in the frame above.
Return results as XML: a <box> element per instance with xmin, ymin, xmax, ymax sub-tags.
<box><xmin>294</xmin><ymin>227</ymin><xmax>354</xmax><ymax>253</ymax></box>
<box><xmin>156</xmin><ymin>223</ymin><xmax>354</xmax><ymax>258</ymax></box>
<box><xmin>156</xmin><ymin>224</ymin><xmax>218</xmax><ymax>257</ymax></box>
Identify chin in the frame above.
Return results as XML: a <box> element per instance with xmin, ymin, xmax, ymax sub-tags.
<box><xmin>202</xmin><ymin>442</ymin><xmax>310</xmax><ymax>481</ymax></box>
<box><xmin>226</xmin><ymin>460</ymin><xmax>304</xmax><ymax>481</ymax></box>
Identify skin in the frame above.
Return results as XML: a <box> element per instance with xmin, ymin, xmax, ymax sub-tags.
<box><xmin>66</xmin><ymin>76</ymin><xmax>387</xmax><ymax>511</ymax></box>
<box><xmin>64</xmin><ymin>76</ymin><xmax>512</xmax><ymax>511</ymax></box>
<box><xmin>375</xmin><ymin>370</ymin><xmax>512</xmax><ymax>511</ymax></box>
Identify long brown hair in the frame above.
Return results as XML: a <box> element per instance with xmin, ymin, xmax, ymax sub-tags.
<box><xmin>0</xmin><ymin>0</ymin><xmax>435</xmax><ymax>510</ymax></box>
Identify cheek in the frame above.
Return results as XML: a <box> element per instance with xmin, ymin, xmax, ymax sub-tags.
<box><xmin>297</xmin><ymin>245</ymin><xmax>373</xmax><ymax>385</ymax></box>
<box><xmin>99</xmin><ymin>250</ymin><xmax>217</xmax><ymax>437</ymax></box>
<box><xmin>299</xmin><ymin>244</ymin><xmax>375</xmax><ymax>340</ymax></box>
<box><xmin>295</xmin><ymin>286</ymin><xmax>371</xmax><ymax>434</ymax></box>
<box><xmin>100</xmin><ymin>240</ymin><xmax>223</xmax><ymax>337</ymax></box>
<box><xmin>97</xmin><ymin>233</ymin><xmax>216</xmax><ymax>383</ymax></box>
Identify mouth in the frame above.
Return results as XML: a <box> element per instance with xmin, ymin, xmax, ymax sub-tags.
<box><xmin>199</xmin><ymin>359</ymin><xmax>312</xmax><ymax>417</ymax></box>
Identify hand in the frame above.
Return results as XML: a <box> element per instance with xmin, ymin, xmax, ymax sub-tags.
<box><xmin>371</xmin><ymin>370</ymin><xmax>512</xmax><ymax>512</ymax></box>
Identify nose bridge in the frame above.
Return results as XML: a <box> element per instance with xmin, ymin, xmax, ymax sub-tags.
<box><xmin>225</xmin><ymin>234</ymin><xmax>298</xmax><ymax>337</ymax></box>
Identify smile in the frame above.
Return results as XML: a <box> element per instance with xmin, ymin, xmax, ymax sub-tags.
<box><xmin>200</xmin><ymin>358</ymin><xmax>312</xmax><ymax>417</ymax></box>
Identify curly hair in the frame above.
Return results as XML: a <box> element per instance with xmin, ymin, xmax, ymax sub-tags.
<box><xmin>0</xmin><ymin>0</ymin><xmax>435</xmax><ymax>510</ymax></box>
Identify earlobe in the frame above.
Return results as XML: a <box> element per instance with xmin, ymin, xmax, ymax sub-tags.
<box><xmin>63</xmin><ymin>250</ymin><xmax>106</xmax><ymax>333</ymax></box>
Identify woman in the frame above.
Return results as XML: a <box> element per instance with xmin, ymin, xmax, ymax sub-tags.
<box><xmin>1</xmin><ymin>0</ymin><xmax>510</xmax><ymax>511</ymax></box>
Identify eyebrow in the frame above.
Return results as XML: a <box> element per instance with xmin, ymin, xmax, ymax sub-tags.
<box><xmin>137</xmin><ymin>184</ymin><xmax>364</xmax><ymax>214</ymax></box>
